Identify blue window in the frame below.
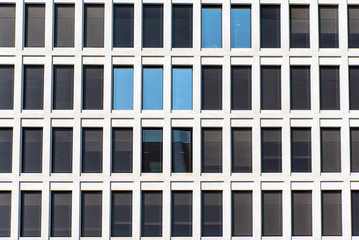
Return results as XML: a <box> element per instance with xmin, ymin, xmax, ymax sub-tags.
<box><xmin>231</xmin><ymin>6</ymin><xmax>251</xmax><ymax>48</ymax></box>
<box><xmin>142</xmin><ymin>67</ymin><xmax>163</xmax><ymax>110</ymax></box>
<box><xmin>202</xmin><ymin>6</ymin><xmax>221</xmax><ymax>48</ymax></box>
<box><xmin>113</xmin><ymin>67</ymin><xmax>133</xmax><ymax>110</ymax></box>
<box><xmin>172</xmin><ymin>68</ymin><xmax>192</xmax><ymax>110</ymax></box>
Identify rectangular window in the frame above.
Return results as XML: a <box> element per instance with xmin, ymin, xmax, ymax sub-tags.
<box><xmin>172</xmin><ymin>5</ymin><xmax>192</xmax><ymax>48</ymax></box>
<box><xmin>290</xmin><ymin>5</ymin><xmax>310</xmax><ymax>48</ymax></box>
<box><xmin>53</xmin><ymin>65</ymin><xmax>74</xmax><ymax>110</ymax></box>
<box><xmin>320</xmin><ymin>66</ymin><xmax>340</xmax><ymax>110</ymax></box>
<box><xmin>0</xmin><ymin>128</ymin><xmax>12</xmax><ymax>173</ymax></box>
<box><xmin>321</xmin><ymin>128</ymin><xmax>341</xmax><ymax>172</ymax></box>
<box><xmin>202</xmin><ymin>6</ymin><xmax>221</xmax><ymax>48</ymax></box>
<box><xmin>319</xmin><ymin>5</ymin><xmax>338</xmax><ymax>48</ymax></box>
<box><xmin>142</xmin><ymin>67</ymin><xmax>163</xmax><ymax>110</ymax></box>
<box><xmin>51</xmin><ymin>191</ymin><xmax>72</xmax><ymax>237</ymax></box>
<box><xmin>292</xmin><ymin>191</ymin><xmax>312</xmax><ymax>236</ymax></box>
<box><xmin>232</xmin><ymin>191</ymin><xmax>252</xmax><ymax>236</ymax></box>
<box><xmin>231</xmin><ymin>66</ymin><xmax>251</xmax><ymax>110</ymax></box>
<box><xmin>113</xmin><ymin>67</ymin><xmax>133</xmax><ymax>110</ymax></box>
<box><xmin>350</xmin><ymin>67</ymin><xmax>359</xmax><ymax>110</ymax></box>
<box><xmin>171</xmin><ymin>191</ymin><xmax>192</xmax><ymax>237</ymax></box>
<box><xmin>143</xmin><ymin>5</ymin><xmax>163</xmax><ymax>48</ymax></box>
<box><xmin>231</xmin><ymin>6</ymin><xmax>251</xmax><ymax>48</ymax></box>
<box><xmin>172</xmin><ymin>128</ymin><xmax>192</xmax><ymax>173</ymax></box>
<box><xmin>81</xmin><ymin>191</ymin><xmax>102</xmax><ymax>237</ymax></box>
<box><xmin>82</xmin><ymin>128</ymin><xmax>103</xmax><ymax>173</ymax></box>
<box><xmin>262</xmin><ymin>128</ymin><xmax>282</xmax><ymax>173</ymax></box>
<box><xmin>142</xmin><ymin>128</ymin><xmax>163</xmax><ymax>173</ymax></box>
<box><xmin>21</xmin><ymin>191</ymin><xmax>41</xmax><ymax>237</ymax></box>
<box><xmin>261</xmin><ymin>5</ymin><xmax>280</xmax><ymax>48</ymax></box>
<box><xmin>23</xmin><ymin>65</ymin><xmax>44</xmax><ymax>110</ymax></box>
<box><xmin>0</xmin><ymin>4</ymin><xmax>15</xmax><ymax>47</ymax></box>
<box><xmin>232</xmin><ymin>128</ymin><xmax>252</xmax><ymax>173</ymax></box>
<box><xmin>112</xmin><ymin>128</ymin><xmax>132</xmax><ymax>173</ymax></box>
<box><xmin>0</xmin><ymin>66</ymin><xmax>14</xmax><ymax>109</ymax></box>
<box><xmin>142</xmin><ymin>191</ymin><xmax>162</xmax><ymax>237</ymax></box>
<box><xmin>54</xmin><ymin>4</ymin><xmax>74</xmax><ymax>47</ymax></box>
<box><xmin>351</xmin><ymin>128</ymin><xmax>359</xmax><ymax>172</ymax></box>
<box><xmin>25</xmin><ymin>4</ymin><xmax>45</xmax><ymax>47</ymax></box>
<box><xmin>261</xmin><ymin>66</ymin><xmax>281</xmax><ymax>110</ymax></box>
<box><xmin>349</xmin><ymin>6</ymin><xmax>359</xmax><ymax>48</ymax></box>
<box><xmin>83</xmin><ymin>66</ymin><xmax>103</xmax><ymax>110</ymax></box>
<box><xmin>52</xmin><ymin>128</ymin><xmax>72</xmax><ymax>173</ymax></box>
<box><xmin>113</xmin><ymin>5</ymin><xmax>134</xmax><ymax>48</ymax></box>
<box><xmin>202</xmin><ymin>191</ymin><xmax>222</xmax><ymax>236</ymax></box>
<box><xmin>84</xmin><ymin>4</ymin><xmax>104</xmax><ymax>47</ymax></box>
<box><xmin>111</xmin><ymin>191</ymin><xmax>132</xmax><ymax>237</ymax></box>
<box><xmin>172</xmin><ymin>67</ymin><xmax>192</xmax><ymax>110</ymax></box>
<box><xmin>0</xmin><ymin>192</ymin><xmax>10</xmax><ymax>237</ymax></box>
<box><xmin>291</xmin><ymin>128</ymin><xmax>311</xmax><ymax>172</ymax></box>
<box><xmin>202</xmin><ymin>66</ymin><xmax>222</xmax><ymax>110</ymax></box>
<box><xmin>262</xmin><ymin>191</ymin><xmax>282</xmax><ymax>236</ymax></box>
<box><xmin>22</xmin><ymin>128</ymin><xmax>42</xmax><ymax>173</ymax></box>
<box><xmin>322</xmin><ymin>191</ymin><xmax>342</xmax><ymax>236</ymax></box>
<box><xmin>202</xmin><ymin>128</ymin><xmax>222</xmax><ymax>173</ymax></box>
<box><xmin>291</xmin><ymin>66</ymin><xmax>311</xmax><ymax>110</ymax></box>
<box><xmin>352</xmin><ymin>191</ymin><xmax>359</xmax><ymax>236</ymax></box>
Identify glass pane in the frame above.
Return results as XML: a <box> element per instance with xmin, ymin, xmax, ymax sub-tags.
<box><xmin>202</xmin><ymin>191</ymin><xmax>222</xmax><ymax>236</ymax></box>
<box><xmin>112</xmin><ymin>128</ymin><xmax>133</xmax><ymax>173</ymax></box>
<box><xmin>0</xmin><ymin>4</ymin><xmax>15</xmax><ymax>47</ymax></box>
<box><xmin>0</xmin><ymin>192</ymin><xmax>11</xmax><ymax>237</ymax></box>
<box><xmin>0</xmin><ymin>66</ymin><xmax>14</xmax><ymax>109</ymax></box>
<box><xmin>291</xmin><ymin>66</ymin><xmax>311</xmax><ymax>110</ymax></box>
<box><xmin>25</xmin><ymin>4</ymin><xmax>45</xmax><ymax>47</ymax></box>
<box><xmin>231</xmin><ymin>6</ymin><xmax>251</xmax><ymax>48</ymax></box>
<box><xmin>52</xmin><ymin>128</ymin><xmax>72</xmax><ymax>173</ymax></box>
<box><xmin>290</xmin><ymin>5</ymin><xmax>310</xmax><ymax>48</ymax></box>
<box><xmin>320</xmin><ymin>66</ymin><xmax>340</xmax><ymax>110</ymax></box>
<box><xmin>172</xmin><ymin>68</ymin><xmax>192</xmax><ymax>110</ymax></box>
<box><xmin>113</xmin><ymin>67</ymin><xmax>133</xmax><ymax>110</ymax></box>
<box><xmin>172</xmin><ymin>128</ymin><xmax>192</xmax><ymax>173</ymax></box>
<box><xmin>202</xmin><ymin>66</ymin><xmax>222</xmax><ymax>110</ymax></box>
<box><xmin>261</xmin><ymin>5</ymin><xmax>280</xmax><ymax>48</ymax></box>
<box><xmin>232</xmin><ymin>128</ymin><xmax>252</xmax><ymax>173</ymax></box>
<box><xmin>321</xmin><ymin>128</ymin><xmax>341</xmax><ymax>172</ymax></box>
<box><xmin>319</xmin><ymin>6</ymin><xmax>338</xmax><ymax>48</ymax></box>
<box><xmin>54</xmin><ymin>4</ymin><xmax>74</xmax><ymax>47</ymax></box>
<box><xmin>172</xmin><ymin>5</ymin><xmax>192</xmax><ymax>48</ymax></box>
<box><xmin>83</xmin><ymin>66</ymin><xmax>103</xmax><ymax>110</ymax></box>
<box><xmin>350</xmin><ymin>67</ymin><xmax>359</xmax><ymax>110</ymax></box>
<box><xmin>53</xmin><ymin>65</ymin><xmax>74</xmax><ymax>110</ymax></box>
<box><xmin>84</xmin><ymin>4</ymin><xmax>104</xmax><ymax>47</ymax></box>
<box><xmin>0</xmin><ymin>128</ymin><xmax>12</xmax><ymax>173</ymax></box>
<box><xmin>349</xmin><ymin>6</ymin><xmax>359</xmax><ymax>48</ymax></box>
<box><xmin>23</xmin><ymin>65</ymin><xmax>44</xmax><ymax>110</ymax></box>
<box><xmin>142</xmin><ymin>191</ymin><xmax>162</xmax><ymax>237</ymax></box>
<box><xmin>81</xmin><ymin>191</ymin><xmax>102</xmax><ymax>237</ymax></box>
<box><xmin>113</xmin><ymin>5</ymin><xmax>134</xmax><ymax>48</ymax></box>
<box><xmin>231</xmin><ymin>66</ymin><xmax>251</xmax><ymax>110</ymax></box>
<box><xmin>261</xmin><ymin>128</ymin><xmax>282</xmax><ymax>173</ymax></box>
<box><xmin>352</xmin><ymin>191</ymin><xmax>359</xmax><ymax>236</ymax></box>
<box><xmin>21</xmin><ymin>191</ymin><xmax>41</xmax><ymax>237</ymax></box>
<box><xmin>351</xmin><ymin>128</ymin><xmax>359</xmax><ymax>172</ymax></box>
<box><xmin>291</xmin><ymin>128</ymin><xmax>311</xmax><ymax>172</ymax></box>
<box><xmin>202</xmin><ymin>6</ymin><xmax>221</xmax><ymax>48</ymax></box>
<box><xmin>82</xmin><ymin>128</ymin><xmax>103</xmax><ymax>173</ymax></box>
<box><xmin>171</xmin><ymin>191</ymin><xmax>192</xmax><ymax>236</ymax></box>
<box><xmin>262</xmin><ymin>191</ymin><xmax>282</xmax><ymax>236</ymax></box>
<box><xmin>142</xmin><ymin>129</ymin><xmax>163</xmax><ymax>173</ymax></box>
<box><xmin>202</xmin><ymin>128</ymin><xmax>222</xmax><ymax>173</ymax></box>
<box><xmin>51</xmin><ymin>191</ymin><xmax>72</xmax><ymax>237</ymax></box>
<box><xmin>111</xmin><ymin>191</ymin><xmax>132</xmax><ymax>237</ymax></box>
<box><xmin>232</xmin><ymin>191</ymin><xmax>252</xmax><ymax>236</ymax></box>
<box><xmin>143</xmin><ymin>5</ymin><xmax>163</xmax><ymax>48</ymax></box>
<box><xmin>292</xmin><ymin>191</ymin><xmax>312</xmax><ymax>236</ymax></box>
<box><xmin>261</xmin><ymin>66</ymin><xmax>281</xmax><ymax>110</ymax></box>
<box><xmin>142</xmin><ymin>68</ymin><xmax>163</xmax><ymax>110</ymax></box>
<box><xmin>322</xmin><ymin>191</ymin><xmax>342</xmax><ymax>236</ymax></box>
<box><xmin>22</xmin><ymin>128</ymin><xmax>42</xmax><ymax>173</ymax></box>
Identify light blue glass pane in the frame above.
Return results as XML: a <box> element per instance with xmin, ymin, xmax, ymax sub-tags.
<box><xmin>172</xmin><ymin>68</ymin><xmax>192</xmax><ymax>110</ymax></box>
<box><xmin>113</xmin><ymin>68</ymin><xmax>133</xmax><ymax>110</ymax></box>
<box><xmin>173</xmin><ymin>129</ymin><xmax>190</xmax><ymax>143</ymax></box>
<box><xmin>231</xmin><ymin>8</ymin><xmax>251</xmax><ymax>48</ymax></box>
<box><xmin>143</xmin><ymin>129</ymin><xmax>162</xmax><ymax>142</ymax></box>
<box><xmin>143</xmin><ymin>68</ymin><xmax>163</xmax><ymax>110</ymax></box>
<box><xmin>202</xmin><ymin>8</ymin><xmax>221</xmax><ymax>48</ymax></box>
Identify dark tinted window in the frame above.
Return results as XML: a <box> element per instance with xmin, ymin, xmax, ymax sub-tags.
<box><xmin>22</xmin><ymin>128</ymin><xmax>42</xmax><ymax>173</ymax></box>
<box><xmin>142</xmin><ymin>191</ymin><xmax>162</xmax><ymax>237</ymax></box>
<box><xmin>291</xmin><ymin>66</ymin><xmax>310</xmax><ymax>110</ymax></box>
<box><xmin>260</xmin><ymin>5</ymin><xmax>280</xmax><ymax>48</ymax></box>
<box><xmin>52</xmin><ymin>128</ymin><xmax>72</xmax><ymax>173</ymax></box>
<box><xmin>54</xmin><ymin>4</ymin><xmax>74</xmax><ymax>47</ymax></box>
<box><xmin>172</xmin><ymin>128</ymin><xmax>192</xmax><ymax>173</ymax></box>
<box><xmin>202</xmin><ymin>128</ymin><xmax>222</xmax><ymax>173</ymax></box>
<box><xmin>142</xmin><ymin>128</ymin><xmax>162</xmax><ymax>173</ymax></box>
<box><xmin>171</xmin><ymin>191</ymin><xmax>192</xmax><ymax>237</ymax></box>
<box><xmin>292</xmin><ymin>191</ymin><xmax>312</xmax><ymax>236</ymax></box>
<box><xmin>350</xmin><ymin>67</ymin><xmax>359</xmax><ymax>110</ymax></box>
<box><xmin>322</xmin><ymin>191</ymin><xmax>342</xmax><ymax>236</ymax></box>
<box><xmin>261</xmin><ymin>128</ymin><xmax>281</xmax><ymax>173</ymax></box>
<box><xmin>82</xmin><ymin>128</ymin><xmax>103</xmax><ymax>173</ymax></box>
<box><xmin>321</xmin><ymin>128</ymin><xmax>341</xmax><ymax>173</ymax></box>
<box><xmin>351</xmin><ymin>128</ymin><xmax>359</xmax><ymax>172</ymax></box>
<box><xmin>319</xmin><ymin>5</ymin><xmax>338</xmax><ymax>48</ymax></box>
<box><xmin>261</xmin><ymin>66</ymin><xmax>281</xmax><ymax>110</ymax></box>
<box><xmin>83</xmin><ymin>66</ymin><xmax>103</xmax><ymax>110</ymax></box>
<box><xmin>113</xmin><ymin>5</ymin><xmax>134</xmax><ymax>48</ymax></box>
<box><xmin>0</xmin><ymin>4</ymin><xmax>15</xmax><ymax>47</ymax></box>
<box><xmin>231</xmin><ymin>66</ymin><xmax>251</xmax><ymax>110</ymax></box>
<box><xmin>320</xmin><ymin>66</ymin><xmax>340</xmax><ymax>110</ymax></box>
<box><xmin>0</xmin><ymin>66</ymin><xmax>14</xmax><ymax>109</ymax></box>
<box><xmin>232</xmin><ymin>191</ymin><xmax>252</xmax><ymax>236</ymax></box>
<box><xmin>290</xmin><ymin>5</ymin><xmax>309</xmax><ymax>48</ymax></box>
<box><xmin>0</xmin><ymin>192</ymin><xmax>10</xmax><ymax>237</ymax></box>
<box><xmin>0</xmin><ymin>128</ymin><xmax>12</xmax><ymax>173</ymax></box>
<box><xmin>111</xmin><ymin>191</ymin><xmax>132</xmax><ymax>237</ymax></box>
<box><xmin>291</xmin><ymin>128</ymin><xmax>311</xmax><ymax>172</ymax></box>
<box><xmin>112</xmin><ymin>128</ymin><xmax>132</xmax><ymax>173</ymax></box>
<box><xmin>202</xmin><ymin>191</ymin><xmax>222</xmax><ymax>236</ymax></box>
<box><xmin>172</xmin><ymin>5</ymin><xmax>192</xmax><ymax>48</ymax></box>
<box><xmin>84</xmin><ymin>4</ymin><xmax>104</xmax><ymax>47</ymax></box>
<box><xmin>202</xmin><ymin>66</ymin><xmax>222</xmax><ymax>110</ymax></box>
<box><xmin>25</xmin><ymin>4</ymin><xmax>45</xmax><ymax>47</ymax></box>
<box><xmin>262</xmin><ymin>191</ymin><xmax>282</xmax><ymax>236</ymax></box>
<box><xmin>21</xmin><ymin>191</ymin><xmax>41</xmax><ymax>237</ymax></box>
<box><xmin>51</xmin><ymin>191</ymin><xmax>72</xmax><ymax>237</ymax></box>
<box><xmin>81</xmin><ymin>191</ymin><xmax>102</xmax><ymax>237</ymax></box>
<box><xmin>232</xmin><ymin>128</ymin><xmax>252</xmax><ymax>173</ymax></box>
<box><xmin>352</xmin><ymin>190</ymin><xmax>359</xmax><ymax>236</ymax></box>
<box><xmin>23</xmin><ymin>65</ymin><xmax>44</xmax><ymax>110</ymax></box>
<box><xmin>53</xmin><ymin>65</ymin><xmax>74</xmax><ymax>110</ymax></box>
<box><xmin>143</xmin><ymin>5</ymin><xmax>163</xmax><ymax>48</ymax></box>
<box><xmin>349</xmin><ymin>6</ymin><xmax>359</xmax><ymax>48</ymax></box>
